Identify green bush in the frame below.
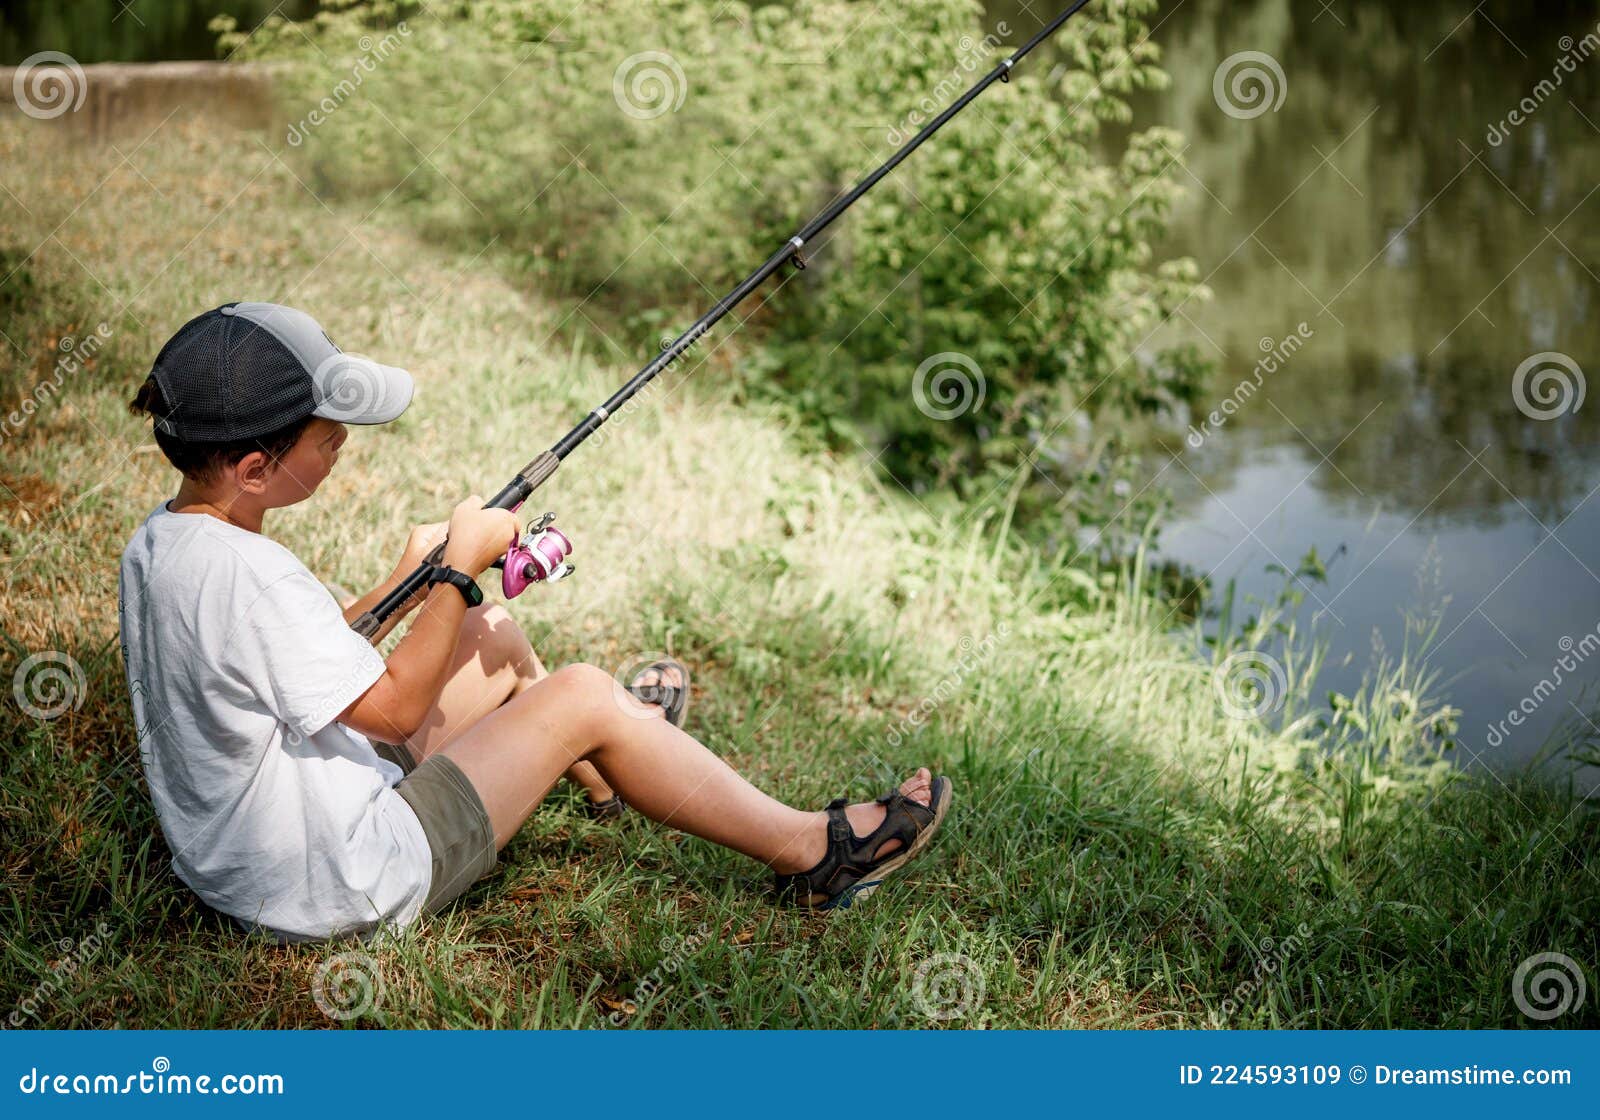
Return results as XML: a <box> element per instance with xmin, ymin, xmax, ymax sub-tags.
<box><xmin>227</xmin><ymin>0</ymin><xmax>1205</xmax><ymax>492</ymax></box>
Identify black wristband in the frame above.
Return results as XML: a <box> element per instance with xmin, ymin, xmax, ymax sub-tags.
<box><xmin>426</xmin><ymin>564</ymin><xmax>484</xmax><ymax>608</ymax></box>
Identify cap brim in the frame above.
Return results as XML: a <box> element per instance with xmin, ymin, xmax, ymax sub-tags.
<box><xmin>310</xmin><ymin>355</ymin><xmax>415</xmax><ymax>426</ymax></box>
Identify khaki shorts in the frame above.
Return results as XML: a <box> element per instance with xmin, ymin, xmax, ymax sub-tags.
<box><xmin>375</xmin><ymin>741</ymin><xmax>499</xmax><ymax>913</ymax></box>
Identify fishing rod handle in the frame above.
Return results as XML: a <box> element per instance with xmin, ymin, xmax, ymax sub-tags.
<box><xmin>488</xmin><ymin>450</ymin><xmax>560</xmax><ymax>509</ymax></box>
<box><xmin>350</xmin><ymin>451</ymin><xmax>563</xmax><ymax>639</ymax></box>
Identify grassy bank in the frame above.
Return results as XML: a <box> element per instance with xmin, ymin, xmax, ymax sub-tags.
<box><xmin>1</xmin><ymin>116</ymin><xmax>1595</xmax><ymax>1029</ymax></box>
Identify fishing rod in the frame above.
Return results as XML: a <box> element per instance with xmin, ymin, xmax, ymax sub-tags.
<box><xmin>351</xmin><ymin>0</ymin><xmax>1095</xmax><ymax>639</ymax></box>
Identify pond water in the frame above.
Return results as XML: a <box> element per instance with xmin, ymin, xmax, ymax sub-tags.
<box><xmin>998</xmin><ymin>0</ymin><xmax>1600</xmax><ymax>782</ymax></box>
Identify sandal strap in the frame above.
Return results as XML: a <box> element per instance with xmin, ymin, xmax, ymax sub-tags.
<box><xmin>775</xmin><ymin>785</ymin><xmax>942</xmax><ymax>906</ymax></box>
<box><xmin>851</xmin><ymin>790</ymin><xmax>929</xmax><ymax>863</ymax></box>
<box><xmin>628</xmin><ymin>660</ymin><xmax>689</xmax><ymax>727</ymax></box>
<box><xmin>582</xmin><ymin>792</ymin><xmax>628</xmax><ymax>820</ymax></box>
<box><xmin>631</xmin><ymin>681</ymin><xmax>681</xmax><ymax>706</ymax></box>
<box><xmin>775</xmin><ymin>803</ymin><xmax>856</xmax><ymax>904</ymax></box>
<box><xmin>875</xmin><ymin>788</ymin><xmax>935</xmax><ymax>828</ymax></box>
<box><xmin>825</xmin><ymin>802</ymin><xmax>851</xmax><ymax>844</ymax></box>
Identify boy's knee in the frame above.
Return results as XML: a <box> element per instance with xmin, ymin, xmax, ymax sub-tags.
<box><xmin>542</xmin><ymin>662</ymin><xmax>624</xmax><ymax>734</ymax></box>
<box><xmin>551</xmin><ymin>661</ymin><xmax>614</xmax><ymax>696</ymax></box>
<box><xmin>465</xmin><ymin>604</ymin><xmax>537</xmax><ymax>668</ymax></box>
<box><xmin>465</xmin><ymin>603</ymin><xmax>518</xmax><ymax>643</ymax></box>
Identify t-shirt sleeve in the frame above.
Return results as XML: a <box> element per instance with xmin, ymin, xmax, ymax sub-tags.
<box><xmin>229</xmin><ymin>567</ymin><xmax>388</xmax><ymax>741</ymax></box>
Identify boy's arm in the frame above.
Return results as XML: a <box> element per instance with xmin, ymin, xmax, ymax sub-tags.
<box><xmin>337</xmin><ymin>499</ymin><xmax>517</xmax><ymax>742</ymax></box>
<box><xmin>340</xmin><ymin>572</ymin><xmax>425</xmax><ymax>645</ymax></box>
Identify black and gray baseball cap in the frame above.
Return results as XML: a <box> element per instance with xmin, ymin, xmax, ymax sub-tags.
<box><xmin>148</xmin><ymin>302</ymin><xmax>414</xmax><ymax>441</ymax></box>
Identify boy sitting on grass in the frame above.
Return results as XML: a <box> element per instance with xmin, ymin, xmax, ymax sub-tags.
<box><xmin>118</xmin><ymin>302</ymin><xmax>951</xmax><ymax>943</ymax></box>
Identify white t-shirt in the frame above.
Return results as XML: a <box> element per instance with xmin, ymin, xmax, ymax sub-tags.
<box><xmin>117</xmin><ymin>501</ymin><xmax>432</xmax><ymax>942</ymax></box>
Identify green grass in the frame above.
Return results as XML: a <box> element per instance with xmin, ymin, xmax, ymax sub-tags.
<box><xmin>1</xmin><ymin>116</ymin><xmax>1595</xmax><ymax>1029</ymax></box>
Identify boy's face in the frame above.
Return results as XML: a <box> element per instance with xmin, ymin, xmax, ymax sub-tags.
<box><xmin>262</xmin><ymin>417</ymin><xmax>347</xmax><ymax>505</ymax></box>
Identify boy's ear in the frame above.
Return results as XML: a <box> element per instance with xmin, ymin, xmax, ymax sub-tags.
<box><xmin>234</xmin><ymin>450</ymin><xmax>278</xmax><ymax>494</ymax></box>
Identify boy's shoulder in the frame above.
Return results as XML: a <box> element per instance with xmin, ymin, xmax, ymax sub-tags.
<box><xmin>121</xmin><ymin>502</ymin><xmax>315</xmax><ymax>598</ymax></box>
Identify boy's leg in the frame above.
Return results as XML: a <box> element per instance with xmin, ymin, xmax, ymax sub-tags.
<box><xmin>397</xmin><ymin>605</ymin><xmax>615</xmax><ymax>803</ymax></box>
<box><xmin>401</xmin><ymin>605</ymin><xmax>533</xmax><ymax>759</ymax></box>
<box><xmin>440</xmin><ymin>662</ymin><xmax>933</xmax><ymax>873</ymax></box>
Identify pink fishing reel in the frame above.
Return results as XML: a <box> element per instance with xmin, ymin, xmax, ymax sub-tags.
<box><xmin>501</xmin><ymin>512</ymin><xmax>574</xmax><ymax>598</ymax></box>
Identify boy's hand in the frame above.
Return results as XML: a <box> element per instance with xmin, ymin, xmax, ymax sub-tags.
<box><xmin>441</xmin><ymin>496</ymin><xmax>519</xmax><ymax>578</ymax></box>
<box><xmin>396</xmin><ymin>520</ymin><xmax>449</xmax><ymax>575</ymax></box>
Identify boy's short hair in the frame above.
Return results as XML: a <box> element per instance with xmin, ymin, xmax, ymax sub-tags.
<box><xmin>129</xmin><ymin>375</ymin><xmax>312</xmax><ymax>481</ymax></box>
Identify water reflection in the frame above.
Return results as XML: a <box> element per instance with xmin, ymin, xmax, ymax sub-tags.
<box><xmin>993</xmin><ymin>0</ymin><xmax>1600</xmax><ymax>777</ymax></box>
<box><xmin>1135</xmin><ymin>0</ymin><xmax>1600</xmax><ymax>511</ymax></box>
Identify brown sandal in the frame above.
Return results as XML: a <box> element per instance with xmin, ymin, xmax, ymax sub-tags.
<box><xmin>582</xmin><ymin>793</ymin><xmax>628</xmax><ymax>821</ymax></box>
